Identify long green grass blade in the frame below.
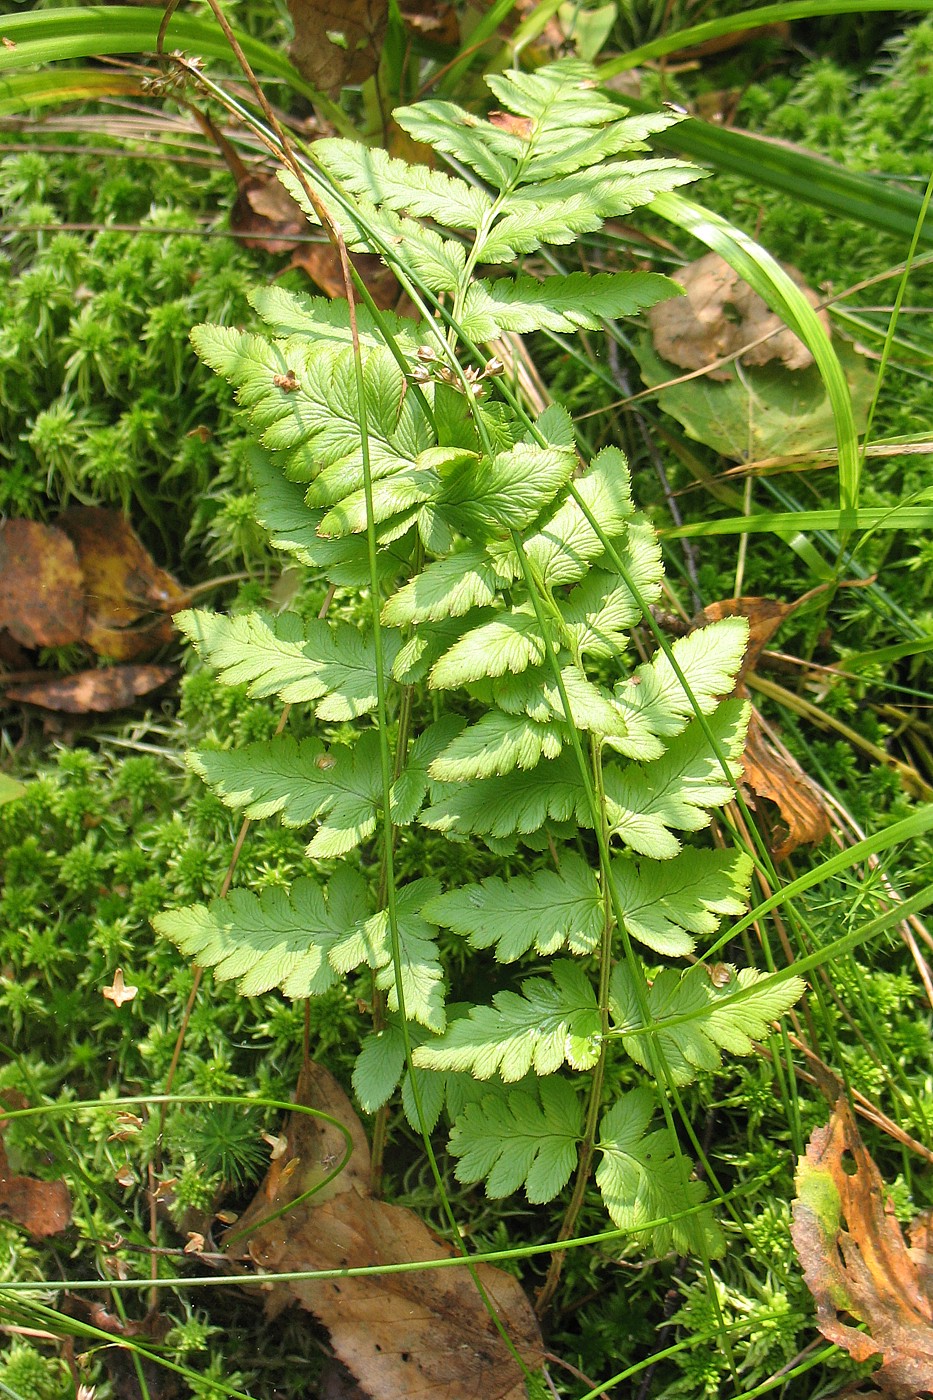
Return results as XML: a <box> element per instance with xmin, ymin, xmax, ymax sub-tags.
<box><xmin>0</xmin><ymin>69</ymin><xmax>144</xmax><ymax>116</ymax></box>
<box><xmin>614</xmin><ymin>102</ymin><xmax>933</xmax><ymax>251</ymax></box>
<box><xmin>0</xmin><ymin>7</ymin><xmax>319</xmax><ymax>104</ymax></box>
<box><xmin>664</xmin><ymin>504</ymin><xmax>933</xmax><ymax>537</ymax></box>
<box><xmin>601</xmin><ymin>1</ymin><xmax>933</xmax><ymax>72</ymax></box>
<box><xmin>652</xmin><ymin>193</ymin><xmax>862</xmax><ymax>513</ymax></box>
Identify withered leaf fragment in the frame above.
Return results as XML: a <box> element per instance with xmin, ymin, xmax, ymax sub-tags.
<box><xmin>792</xmin><ymin>1098</ymin><xmax>933</xmax><ymax>1399</ymax></box>
<box><xmin>288</xmin><ymin>0</ymin><xmax>389</xmax><ymax>97</ymax></box>
<box><xmin>0</xmin><ymin>519</ymin><xmax>85</xmax><ymax>647</ymax></box>
<box><xmin>649</xmin><ymin>252</ymin><xmax>830</xmax><ymax>380</ymax></box>
<box><xmin>5</xmin><ymin>664</ymin><xmax>175</xmax><ymax>713</ymax></box>
<box><xmin>229</xmin><ymin>1064</ymin><xmax>543</xmax><ymax>1400</ymax></box>
<box><xmin>57</xmin><ymin>507</ymin><xmax>190</xmax><ymax>628</ymax></box>
<box><xmin>231</xmin><ymin>174</ymin><xmax>308</xmax><ymax>255</ymax></box>
<box><xmin>0</xmin><ymin>1131</ymin><xmax>72</xmax><ymax>1238</ymax></box>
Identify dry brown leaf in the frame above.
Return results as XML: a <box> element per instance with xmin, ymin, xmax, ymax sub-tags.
<box><xmin>792</xmin><ymin>1098</ymin><xmax>933</xmax><ymax>1398</ymax></box>
<box><xmin>230</xmin><ymin>174</ymin><xmax>307</xmax><ymax>255</ymax></box>
<box><xmin>57</xmin><ymin>507</ymin><xmax>190</xmax><ymax>630</ymax></box>
<box><xmin>5</xmin><ymin>663</ymin><xmax>175</xmax><ymax>713</ymax></box>
<box><xmin>649</xmin><ymin>252</ymin><xmax>831</xmax><ymax>380</ymax></box>
<box><xmin>0</xmin><ymin>519</ymin><xmax>86</xmax><ymax>647</ymax></box>
<box><xmin>740</xmin><ymin>710</ymin><xmax>832</xmax><ymax>861</ymax></box>
<box><xmin>698</xmin><ymin>595</ymin><xmax>792</xmax><ymax>684</ymax></box>
<box><xmin>0</xmin><ymin>1131</ymin><xmax>72</xmax><ymax>1238</ymax></box>
<box><xmin>288</xmin><ymin>242</ymin><xmax>408</xmax><ymax>314</ymax></box>
<box><xmin>288</xmin><ymin>0</ymin><xmax>389</xmax><ymax>97</ymax></box>
<box><xmin>229</xmin><ymin>1063</ymin><xmax>543</xmax><ymax>1400</ymax></box>
<box><xmin>399</xmin><ymin>0</ymin><xmax>459</xmax><ymax>44</ymax></box>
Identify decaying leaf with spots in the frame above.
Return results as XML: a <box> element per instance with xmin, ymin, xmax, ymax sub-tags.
<box><xmin>0</xmin><ymin>519</ymin><xmax>86</xmax><ymax>647</ymax></box>
<box><xmin>4</xmin><ymin>664</ymin><xmax>175</xmax><ymax>714</ymax></box>
<box><xmin>792</xmin><ymin>1098</ymin><xmax>933</xmax><ymax>1398</ymax></box>
<box><xmin>228</xmin><ymin>1063</ymin><xmax>543</xmax><ymax>1400</ymax></box>
<box><xmin>0</xmin><ymin>1125</ymin><xmax>71</xmax><ymax>1238</ymax></box>
<box><xmin>288</xmin><ymin>0</ymin><xmax>389</xmax><ymax>97</ymax></box>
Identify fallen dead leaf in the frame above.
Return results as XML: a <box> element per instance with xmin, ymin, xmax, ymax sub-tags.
<box><xmin>698</xmin><ymin>595</ymin><xmax>792</xmax><ymax>686</ymax></box>
<box><xmin>228</xmin><ymin>1063</ymin><xmax>543</xmax><ymax>1400</ymax></box>
<box><xmin>288</xmin><ymin>242</ymin><xmax>410</xmax><ymax>314</ymax></box>
<box><xmin>4</xmin><ymin>664</ymin><xmax>175</xmax><ymax>714</ymax></box>
<box><xmin>61</xmin><ymin>1297</ymin><xmax>181</xmax><ymax>1400</ymax></box>
<box><xmin>230</xmin><ymin>174</ymin><xmax>308</xmax><ymax>255</ymax></box>
<box><xmin>399</xmin><ymin>0</ymin><xmax>459</xmax><ymax>44</ymax></box>
<box><xmin>288</xmin><ymin>0</ymin><xmax>389</xmax><ymax>97</ymax></box>
<box><xmin>792</xmin><ymin>1098</ymin><xmax>933</xmax><ymax>1399</ymax></box>
<box><xmin>694</xmin><ymin>596</ymin><xmax>832</xmax><ymax>860</ymax></box>
<box><xmin>740</xmin><ymin>710</ymin><xmax>832</xmax><ymax>861</ymax></box>
<box><xmin>649</xmin><ymin>251</ymin><xmax>831</xmax><ymax>380</ymax></box>
<box><xmin>0</xmin><ymin>1128</ymin><xmax>72</xmax><ymax>1238</ymax></box>
<box><xmin>57</xmin><ymin>507</ymin><xmax>190</xmax><ymax>630</ymax></box>
<box><xmin>0</xmin><ymin>519</ymin><xmax>86</xmax><ymax>647</ymax></box>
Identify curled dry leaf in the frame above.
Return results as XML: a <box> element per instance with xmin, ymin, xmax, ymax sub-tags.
<box><xmin>231</xmin><ymin>174</ymin><xmax>308</xmax><ymax>255</ymax></box>
<box><xmin>228</xmin><ymin>1063</ymin><xmax>543</xmax><ymax>1400</ymax></box>
<box><xmin>740</xmin><ymin>710</ymin><xmax>832</xmax><ymax>861</ymax></box>
<box><xmin>58</xmin><ymin>506</ymin><xmax>190</xmax><ymax>638</ymax></box>
<box><xmin>792</xmin><ymin>1098</ymin><xmax>933</xmax><ymax>1398</ymax></box>
<box><xmin>0</xmin><ymin>519</ymin><xmax>86</xmax><ymax>647</ymax></box>
<box><xmin>0</xmin><ymin>1129</ymin><xmax>72</xmax><ymax>1238</ymax></box>
<box><xmin>5</xmin><ymin>663</ymin><xmax>176</xmax><ymax>714</ymax></box>
<box><xmin>696</xmin><ymin>596</ymin><xmax>832</xmax><ymax>860</ymax></box>
<box><xmin>288</xmin><ymin>0</ymin><xmax>389</xmax><ymax>97</ymax></box>
<box><xmin>649</xmin><ymin>251</ymin><xmax>831</xmax><ymax>380</ymax></box>
<box><xmin>288</xmin><ymin>242</ymin><xmax>411</xmax><ymax>315</ymax></box>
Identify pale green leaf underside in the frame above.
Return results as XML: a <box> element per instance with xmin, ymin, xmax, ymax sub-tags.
<box><xmin>423</xmin><ymin>852</ymin><xmax>602</xmax><ymax>963</ymax></box>
<box><xmin>609</xmin><ymin>963</ymin><xmax>805</xmax><ymax>1085</ymax></box>
<box><xmin>153</xmin><ymin>869</ymin><xmax>369</xmax><ymax>1000</ymax></box>
<box><xmin>412</xmin><ymin>960</ymin><xmax>601</xmax><ymax>1081</ymax></box>
<box><xmin>596</xmin><ymin>1087</ymin><xmax>721</xmax><ymax>1256</ymax></box>
<box><xmin>448</xmin><ymin>1077</ymin><xmax>583</xmax><ymax>1202</ymax></box>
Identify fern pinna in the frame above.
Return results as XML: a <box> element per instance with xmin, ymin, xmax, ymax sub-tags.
<box><xmin>155</xmin><ymin>61</ymin><xmax>803</xmax><ymax>1263</ymax></box>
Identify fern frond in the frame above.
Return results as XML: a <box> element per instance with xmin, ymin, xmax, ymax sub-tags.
<box><xmin>421</xmin><ymin>751</ymin><xmax>589</xmax><ymax>842</ymax></box>
<box><xmin>190</xmin><ymin>732</ymin><xmax>384</xmax><ymax>858</ymax></box>
<box><xmin>315</xmin><ymin>138</ymin><xmax>493</xmax><ymax>229</ymax></box>
<box><xmin>428</xmin><ymin>710</ymin><xmax>565</xmax><ymax>781</ymax></box>
<box><xmin>560</xmin><ymin>521</ymin><xmax>664</xmax><ymax>657</ymax></box>
<box><xmin>596</xmin><ymin>1088</ymin><xmax>722</xmax><ymax>1256</ymax></box>
<box><xmin>330</xmin><ymin>879</ymin><xmax>446</xmax><ymax>1032</ymax></box>
<box><xmin>412</xmin><ymin>960</ymin><xmax>601</xmax><ymax>1080</ymax></box>
<box><xmin>153</xmin><ymin>868</ymin><xmax>369</xmax><ymax>999</ymax></box>
<box><xmin>459</xmin><ymin>271</ymin><xmax>681</xmax><ymax>339</ymax></box>
<box><xmin>249</xmin><ymin>284</ymin><xmax>421</xmax><ymax>348</ymax></box>
<box><xmin>422</xmin><ymin>852</ymin><xmax>602</xmax><ymax>963</ymax></box>
<box><xmin>609</xmin><ymin>963</ymin><xmax>806</xmax><ymax>1084</ymax></box>
<box><xmin>603</xmin><ymin>699</ymin><xmax>749</xmax><ymax>857</ymax></box>
<box><xmin>449</xmin><ymin>1077</ymin><xmax>583</xmax><ymax>1202</ymax></box>
<box><xmin>428</xmin><ymin>602</ymin><xmax>549</xmax><ymax>689</ymax></box>
<box><xmin>612</xmin><ymin>848</ymin><xmax>754</xmax><ymax>957</ymax></box>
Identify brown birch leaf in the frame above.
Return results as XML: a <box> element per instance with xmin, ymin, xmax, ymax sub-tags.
<box><xmin>288</xmin><ymin>0</ymin><xmax>389</xmax><ymax>97</ymax></box>
<box><xmin>5</xmin><ymin>664</ymin><xmax>175</xmax><ymax>713</ymax></box>
<box><xmin>0</xmin><ymin>1133</ymin><xmax>72</xmax><ymax>1238</ymax></box>
<box><xmin>740</xmin><ymin>710</ymin><xmax>832</xmax><ymax>861</ymax></box>
<box><xmin>0</xmin><ymin>519</ymin><xmax>85</xmax><ymax>647</ymax></box>
<box><xmin>229</xmin><ymin>1063</ymin><xmax>543</xmax><ymax>1400</ymax></box>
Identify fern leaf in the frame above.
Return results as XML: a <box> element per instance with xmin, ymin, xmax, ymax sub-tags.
<box><xmin>177</xmin><ymin>609</ymin><xmax>400</xmax><ymax>719</ymax></box>
<box><xmin>153</xmin><ymin>868</ymin><xmax>369</xmax><ymax>999</ymax></box>
<box><xmin>524</xmin><ymin>446</ymin><xmax>634</xmax><ymax>587</ymax></box>
<box><xmin>493</xmin><ymin>662</ymin><xmax>630</xmax><ymax>740</ymax></box>
<box><xmin>390</xmin><ymin>716</ymin><xmax>466</xmax><ymax>825</ymax></box>
<box><xmin>190</xmin><ymin>731</ymin><xmax>383</xmax><ymax>859</ymax></box>
<box><xmin>393</xmin><ymin>99</ymin><xmax>517</xmax><ymax>189</ymax></box>
<box><xmin>249</xmin><ymin>450</ymin><xmax>408</xmax><ymax>586</ymax></box>
<box><xmin>602</xmin><ymin>700</ymin><xmax>749</xmax><ymax>857</ymax></box>
<box><xmin>412</xmin><ymin>960</ymin><xmax>601</xmax><ymax>1081</ymax></box>
<box><xmin>438</xmin><ymin>441</ymin><xmax>576</xmax><ymax>538</ymax></box>
<box><xmin>353</xmin><ymin>1021</ymin><xmax>407</xmax><ymax>1114</ymax></box>
<box><xmin>596</xmin><ymin>1088</ymin><xmax>721</xmax><ymax>1256</ymax></box>
<box><xmin>560</xmin><ymin>520</ymin><xmax>664</xmax><ymax>657</ymax></box>
<box><xmin>381</xmin><ymin>546</ymin><xmax>517</xmax><ymax>626</ymax></box>
<box><xmin>460</xmin><ymin>271</ymin><xmax>681</xmax><ymax>339</ymax></box>
<box><xmin>449</xmin><ymin>1077</ymin><xmax>583</xmax><ymax>1202</ymax></box>
<box><xmin>422</xmin><ymin>851</ymin><xmax>602</xmax><ymax>962</ymax></box>
<box><xmin>612</xmin><ymin>618</ymin><xmax>749</xmax><ymax>755</ymax></box>
<box><xmin>611</xmin><ymin>848</ymin><xmax>753</xmax><ymax>957</ymax></box>
<box><xmin>421</xmin><ymin>751</ymin><xmax>589</xmax><ymax>841</ymax></box>
<box><xmin>609</xmin><ymin>963</ymin><xmax>805</xmax><ymax>1085</ymax></box>
<box><xmin>429</xmin><ymin>602</ymin><xmax>548</xmax><ymax>689</ymax></box>
<box><xmin>248</xmin><ymin>284</ymin><xmax>421</xmax><ymax>348</ymax></box>
<box><xmin>315</xmin><ymin>138</ymin><xmax>493</xmax><ymax>229</ymax></box>
<box><xmin>429</xmin><ymin>710</ymin><xmax>565</xmax><ymax>781</ymax></box>
<box><xmin>330</xmin><ymin>879</ymin><xmax>446</xmax><ymax>1032</ymax></box>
